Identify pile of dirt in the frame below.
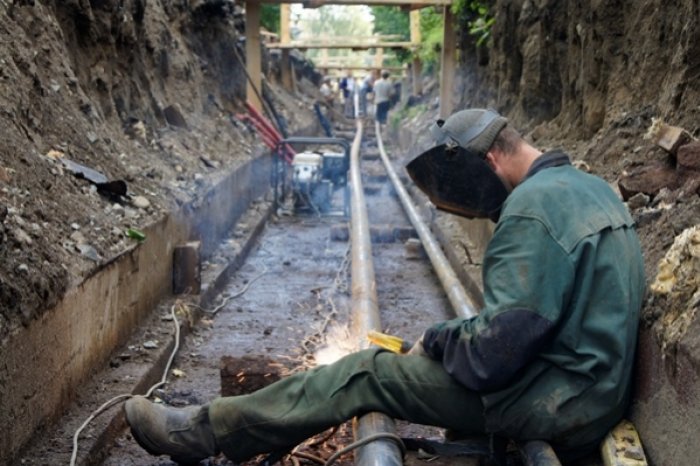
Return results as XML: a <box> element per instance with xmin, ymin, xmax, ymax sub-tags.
<box><xmin>0</xmin><ymin>1</ymin><xmax>318</xmax><ymax>342</ymax></box>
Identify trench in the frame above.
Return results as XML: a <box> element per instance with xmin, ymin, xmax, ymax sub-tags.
<box><xmin>16</xmin><ymin>121</ymin><xmax>488</xmax><ymax>466</ymax></box>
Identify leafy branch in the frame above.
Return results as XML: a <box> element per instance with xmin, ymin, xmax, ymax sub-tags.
<box><xmin>452</xmin><ymin>0</ymin><xmax>494</xmax><ymax>46</ymax></box>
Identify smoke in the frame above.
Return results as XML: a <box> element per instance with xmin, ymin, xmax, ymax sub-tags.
<box><xmin>313</xmin><ymin>322</ymin><xmax>358</xmax><ymax>365</ymax></box>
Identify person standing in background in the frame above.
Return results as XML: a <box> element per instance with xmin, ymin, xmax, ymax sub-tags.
<box><xmin>358</xmin><ymin>73</ymin><xmax>374</xmax><ymax>118</ymax></box>
<box><xmin>373</xmin><ymin>70</ymin><xmax>393</xmax><ymax>125</ymax></box>
<box><xmin>339</xmin><ymin>70</ymin><xmax>355</xmax><ymax>118</ymax></box>
<box><xmin>319</xmin><ymin>76</ymin><xmax>335</xmax><ymax>110</ymax></box>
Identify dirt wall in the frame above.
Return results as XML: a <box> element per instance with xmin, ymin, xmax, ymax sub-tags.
<box><xmin>453</xmin><ymin>1</ymin><xmax>700</xmax><ymax>463</ymax></box>
<box><xmin>0</xmin><ymin>0</ymin><xmax>318</xmax><ymax>461</ymax></box>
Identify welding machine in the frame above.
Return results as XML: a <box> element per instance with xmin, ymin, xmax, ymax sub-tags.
<box><xmin>273</xmin><ymin>137</ymin><xmax>350</xmax><ymax>216</ymax></box>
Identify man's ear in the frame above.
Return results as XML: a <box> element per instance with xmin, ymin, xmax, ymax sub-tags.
<box><xmin>484</xmin><ymin>151</ymin><xmax>497</xmax><ymax>170</ymax></box>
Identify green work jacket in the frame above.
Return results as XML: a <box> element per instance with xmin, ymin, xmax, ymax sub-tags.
<box><xmin>423</xmin><ymin>150</ymin><xmax>645</xmax><ymax>456</ymax></box>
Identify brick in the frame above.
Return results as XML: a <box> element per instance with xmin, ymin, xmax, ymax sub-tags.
<box><xmin>647</xmin><ymin>120</ymin><xmax>692</xmax><ymax>155</ymax></box>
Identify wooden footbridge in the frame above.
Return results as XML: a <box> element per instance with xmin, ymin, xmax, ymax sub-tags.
<box><xmin>242</xmin><ymin>0</ymin><xmax>457</xmax><ymax>117</ymax></box>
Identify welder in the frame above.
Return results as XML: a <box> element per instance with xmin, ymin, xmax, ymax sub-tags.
<box><xmin>124</xmin><ymin>108</ymin><xmax>646</xmax><ymax>464</ymax></box>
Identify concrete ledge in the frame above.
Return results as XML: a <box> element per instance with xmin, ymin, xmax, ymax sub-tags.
<box><xmin>1</xmin><ymin>153</ymin><xmax>273</xmax><ymax>465</ymax></box>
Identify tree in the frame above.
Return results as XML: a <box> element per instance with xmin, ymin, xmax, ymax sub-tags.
<box><xmin>370</xmin><ymin>6</ymin><xmax>410</xmax><ymax>64</ymax></box>
<box><xmin>261</xmin><ymin>5</ymin><xmax>280</xmax><ymax>34</ymax></box>
<box><xmin>294</xmin><ymin>6</ymin><xmax>374</xmax><ymax>65</ymax></box>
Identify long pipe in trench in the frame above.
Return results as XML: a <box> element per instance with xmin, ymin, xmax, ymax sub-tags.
<box><xmin>349</xmin><ymin>120</ymin><xmax>403</xmax><ymax>466</ymax></box>
<box><xmin>374</xmin><ymin>121</ymin><xmax>479</xmax><ymax>319</ymax></box>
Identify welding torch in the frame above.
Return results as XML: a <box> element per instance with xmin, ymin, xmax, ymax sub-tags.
<box><xmin>367</xmin><ymin>330</ymin><xmax>414</xmax><ymax>354</ymax></box>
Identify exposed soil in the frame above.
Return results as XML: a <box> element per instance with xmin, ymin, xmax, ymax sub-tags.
<box><xmin>0</xmin><ymin>1</ymin><xmax>320</xmax><ymax>341</ymax></box>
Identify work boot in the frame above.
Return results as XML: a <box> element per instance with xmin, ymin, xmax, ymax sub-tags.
<box><xmin>124</xmin><ymin>395</ymin><xmax>219</xmax><ymax>465</ymax></box>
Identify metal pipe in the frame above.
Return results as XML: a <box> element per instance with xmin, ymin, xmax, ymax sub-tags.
<box><xmin>349</xmin><ymin>119</ymin><xmax>403</xmax><ymax>466</ymax></box>
<box><xmin>374</xmin><ymin>121</ymin><xmax>479</xmax><ymax>319</ymax></box>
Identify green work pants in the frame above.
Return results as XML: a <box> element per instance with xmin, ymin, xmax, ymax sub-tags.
<box><xmin>209</xmin><ymin>348</ymin><xmax>486</xmax><ymax>462</ymax></box>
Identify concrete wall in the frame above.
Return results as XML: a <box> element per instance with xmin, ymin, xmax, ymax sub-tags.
<box><xmin>0</xmin><ymin>154</ymin><xmax>272</xmax><ymax>464</ymax></box>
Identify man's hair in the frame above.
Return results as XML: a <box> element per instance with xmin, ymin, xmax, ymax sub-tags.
<box><xmin>490</xmin><ymin>125</ymin><xmax>522</xmax><ymax>156</ymax></box>
<box><xmin>381</xmin><ymin>70</ymin><xmax>390</xmax><ymax>79</ymax></box>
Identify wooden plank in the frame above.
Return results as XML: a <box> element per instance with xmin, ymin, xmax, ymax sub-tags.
<box><xmin>260</xmin><ymin>29</ymin><xmax>279</xmax><ymax>41</ymax></box>
<box><xmin>250</xmin><ymin>0</ymin><xmax>452</xmax><ymax>5</ymax></box>
<box><xmin>410</xmin><ymin>10</ymin><xmax>422</xmax><ymax>95</ymax></box>
<box><xmin>439</xmin><ymin>5</ymin><xmax>455</xmax><ymax>118</ymax></box>
<box><xmin>246</xmin><ymin>0</ymin><xmax>263</xmax><ymax>112</ymax></box>
<box><xmin>281</xmin><ymin>50</ymin><xmax>294</xmax><ymax>91</ymax></box>
<box><xmin>374</xmin><ymin>47</ymin><xmax>384</xmax><ymax>68</ymax></box>
<box><xmin>316</xmin><ymin>65</ymin><xmax>406</xmax><ymax>72</ymax></box>
<box><xmin>279</xmin><ymin>4</ymin><xmax>294</xmax><ymax>91</ymax></box>
<box><xmin>412</xmin><ymin>58</ymin><xmax>423</xmax><ymax>95</ymax></box>
<box><xmin>267</xmin><ymin>41</ymin><xmax>417</xmax><ymax>50</ymax></box>
<box><xmin>280</xmin><ymin>4</ymin><xmax>291</xmax><ymax>44</ymax></box>
<box><xmin>173</xmin><ymin>241</ymin><xmax>201</xmax><ymax>295</ymax></box>
<box><xmin>410</xmin><ymin>9</ymin><xmax>421</xmax><ymax>42</ymax></box>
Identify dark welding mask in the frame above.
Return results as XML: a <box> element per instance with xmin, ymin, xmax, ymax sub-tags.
<box><xmin>406</xmin><ymin>109</ymin><xmax>509</xmax><ymax>221</ymax></box>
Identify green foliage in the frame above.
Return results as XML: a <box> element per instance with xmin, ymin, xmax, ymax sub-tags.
<box><xmin>370</xmin><ymin>6</ymin><xmax>411</xmax><ymax>64</ymax></box>
<box><xmin>370</xmin><ymin>6</ymin><xmax>409</xmax><ymax>40</ymax></box>
<box><xmin>451</xmin><ymin>0</ymin><xmax>494</xmax><ymax>46</ymax></box>
<box><xmin>417</xmin><ymin>8</ymin><xmax>444</xmax><ymax>69</ymax></box>
<box><xmin>469</xmin><ymin>15</ymin><xmax>495</xmax><ymax>46</ymax></box>
<box><xmin>296</xmin><ymin>6</ymin><xmax>374</xmax><ymax>64</ymax></box>
<box><xmin>261</xmin><ymin>4</ymin><xmax>280</xmax><ymax>34</ymax></box>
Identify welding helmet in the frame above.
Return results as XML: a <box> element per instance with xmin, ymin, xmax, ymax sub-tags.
<box><xmin>406</xmin><ymin>109</ymin><xmax>509</xmax><ymax>221</ymax></box>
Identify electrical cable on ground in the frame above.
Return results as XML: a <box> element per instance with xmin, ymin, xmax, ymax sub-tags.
<box><xmin>205</xmin><ymin>266</ymin><xmax>268</xmax><ymax>315</ymax></box>
<box><xmin>291</xmin><ymin>450</ymin><xmax>327</xmax><ymax>465</ymax></box>
<box><xmin>69</xmin><ymin>264</ymin><xmax>265</xmax><ymax>466</ymax></box>
<box><xmin>70</xmin><ymin>303</ymin><xmax>182</xmax><ymax>466</ymax></box>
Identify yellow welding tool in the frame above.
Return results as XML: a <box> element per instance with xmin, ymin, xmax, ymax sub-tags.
<box><xmin>367</xmin><ymin>330</ymin><xmax>413</xmax><ymax>354</ymax></box>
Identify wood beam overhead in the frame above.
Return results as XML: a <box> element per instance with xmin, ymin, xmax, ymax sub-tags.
<box><xmin>315</xmin><ymin>65</ymin><xmax>407</xmax><ymax>71</ymax></box>
<box><xmin>267</xmin><ymin>41</ymin><xmax>416</xmax><ymax>50</ymax></box>
<box><xmin>245</xmin><ymin>0</ymin><xmax>451</xmax><ymax>6</ymax></box>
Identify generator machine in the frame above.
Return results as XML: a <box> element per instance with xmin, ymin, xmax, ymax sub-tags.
<box><xmin>273</xmin><ymin>137</ymin><xmax>350</xmax><ymax>217</ymax></box>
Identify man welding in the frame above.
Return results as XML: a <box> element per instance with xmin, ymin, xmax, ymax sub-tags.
<box><xmin>124</xmin><ymin>108</ymin><xmax>645</xmax><ymax>464</ymax></box>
